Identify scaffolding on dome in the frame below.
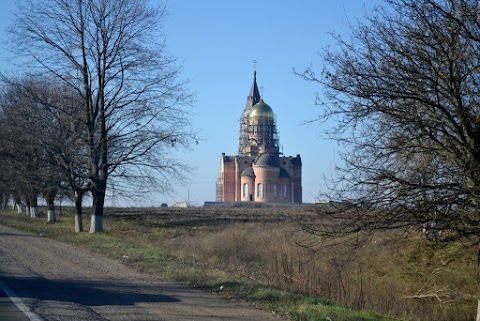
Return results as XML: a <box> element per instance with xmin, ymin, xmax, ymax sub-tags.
<box><xmin>239</xmin><ymin>112</ymin><xmax>279</xmax><ymax>157</ymax></box>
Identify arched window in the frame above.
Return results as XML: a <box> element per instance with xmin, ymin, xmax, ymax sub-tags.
<box><xmin>283</xmin><ymin>184</ymin><xmax>288</xmax><ymax>199</ymax></box>
<box><xmin>243</xmin><ymin>183</ymin><xmax>249</xmax><ymax>198</ymax></box>
<box><xmin>257</xmin><ymin>183</ymin><xmax>264</xmax><ymax>198</ymax></box>
<box><xmin>273</xmin><ymin>184</ymin><xmax>277</xmax><ymax>198</ymax></box>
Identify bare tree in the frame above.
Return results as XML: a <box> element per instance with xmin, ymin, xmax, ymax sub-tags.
<box><xmin>0</xmin><ymin>82</ymin><xmax>43</xmax><ymax>217</ymax></box>
<box><xmin>9</xmin><ymin>0</ymin><xmax>195</xmax><ymax>232</ymax></box>
<box><xmin>0</xmin><ymin>77</ymin><xmax>72</xmax><ymax>221</ymax></box>
<box><xmin>300</xmin><ymin>0</ymin><xmax>480</xmax><ymax>239</ymax></box>
<box><xmin>299</xmin><ymin>0</ymin><xmax>480</xmax><ymax>317</ymax></box>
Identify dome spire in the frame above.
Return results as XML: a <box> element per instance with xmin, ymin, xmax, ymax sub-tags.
<box><xmin>244</xmin><ymin>66</ymin><xmax>260</xmax><ymax>112</ymax></box>
<box><xmin>239</xmin><ymin>67</ymin><xmax>262</xmax><ymax>156</ymax></box>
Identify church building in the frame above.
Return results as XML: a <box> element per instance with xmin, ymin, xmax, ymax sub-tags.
<box><xmin>216</xmin><ymin>71</ymin><xmax>302</xmax><ymax>203</ymax></box>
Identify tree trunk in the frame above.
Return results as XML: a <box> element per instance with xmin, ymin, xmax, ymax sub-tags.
<box><xmin>47</xmin><ymin>209</ymin><xmax>55</xmax><ymax>223</ymax></box>
<box><xmin>45</xmin><ymin>191</ymin><xmax>56</xmax><ymax>223</ymax></box>
<box><xmin>75</xmin><ymin>190</ymin><xmax>84</xmax><ymax>233</ymax></box>
<box><xmin>26</xmin><ymin>198</ymin><xmax>31</xmax><ymax>217</ymax></box>
<box><xmin>30</xmin><ymin>207</ymin><xmax>39</xmax><ymax>217</ymax></box>
<box><xmin>13</xmin><ymin>196</ymin><xmax>22</xmax><ymax>212</ymax></box>
<box><xmin>476</xmin><ymin>299</ymin><xmax>480</xmax><ymax>321</ymax></box>
<box><xmin>89</xmin><ymin>183</ymin><xmax>106</xmax><ymax>233</ymax></box>
<box><xmin>29</xmin><ymin>196</ymin><xmax>39</xmax><ymax>218</ymax></box>
<box><xmin>14</xmin><ymin>196</ymin><xmax>23</xmax><ymax>213</ymax></box>
<box><xmin>89</xmin><ymin>213</ymin><xmax>103</xmax><ymax>233</ymax></box>
<box><xmin>0</xmin><ymin>193</ymin><xmax>7</xmax><ymax>209</ymax></box>
<box><xmin>16</xmin><ymin>203</ymin><xmax>25</xmax><ymax>214</ymax></box>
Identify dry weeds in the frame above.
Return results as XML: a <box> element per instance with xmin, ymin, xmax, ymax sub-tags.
<box><xmin>104</xmin><ymin>206</ymin><xmax>478</xmax><ymax>321</ymax></box>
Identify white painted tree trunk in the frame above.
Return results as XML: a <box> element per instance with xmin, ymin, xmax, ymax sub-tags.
<box><xmin>16</xmin><ymin>204</ymin><xmax>25</xmax><ymax>214</ymax></box>
<box><xmin>476</xmin><ymin>299</ymin><xmax>480</xmax><ymax>321</ymax></box>
<box><xmin>89</xmin><ymin>215</ymin><xmax>103</xmax><ymax>233</ymax></box>
<box><xmin>75</xmin><ymin>214</ymin><xmax>83</xmax><ymax>233</ymax></box>
<box><xmin>74</xmin><ymin>191</ymin><xmax>84</xmax><ymax>232</ymax></box>
<box><xmin>47</xmin><ymin>209</ymin><xmax>55</xmax><ymax>223</ymax></box>
<box><xmin>30</xmin><ymin>206</ymin><xmax>39</xmax><ymax>218</ymax></box>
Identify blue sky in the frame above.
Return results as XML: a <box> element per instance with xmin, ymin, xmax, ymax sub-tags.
<box><xmin>162</xmin><ymin>1</ymin><xmax>378</xmax><ymax>205</ymax></box>
<box><xmin>0</xmin><ymin>0</ymin><xmax>378</xmax><ymax>206</ymax></box>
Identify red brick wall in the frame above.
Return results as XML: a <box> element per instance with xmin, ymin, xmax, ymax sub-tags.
<box><xmin>219</xmin><ymin>154</ymin><xmax>302</xmax><ymax>204</ymax></box>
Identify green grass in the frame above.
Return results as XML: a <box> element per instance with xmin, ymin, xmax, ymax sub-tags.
<box><xmin>0</xmin><ymin>209</ymin><xmax>400</xmax><ymax>321</ymax></box>
<box><xmin>213</xmin><ymin>283</ymin><xmax>394</xmax><ymax>321</ymax></box>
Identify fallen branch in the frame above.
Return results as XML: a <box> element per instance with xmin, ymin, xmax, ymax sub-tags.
<box><xmin>404</xmin><ymin>288</ymin><xmax>450</xmax><ymax>303</ymax></box>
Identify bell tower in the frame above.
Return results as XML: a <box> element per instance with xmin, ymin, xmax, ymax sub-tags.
<box><xmin>238</xmin><ymin>71</ymin><xmax>279</xmax><ymax>157</ymax></box>
<box><xmin>238</xmin><ymin>70</ymin><xmax>261</xmax><ymax>155</ymax></box>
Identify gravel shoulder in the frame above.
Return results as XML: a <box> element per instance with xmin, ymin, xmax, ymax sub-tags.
<box><xmin>0</xmin><ymin>224</ymin><xmax>283</xmax><ymax>321</ymax></box>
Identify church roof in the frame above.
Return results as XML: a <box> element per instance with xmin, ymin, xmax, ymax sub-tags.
<box><xmin>254</xmin><ymin>152</ymin><xmax>280</xmax><ymax>167</ymax></box>
<box><xmin>241</xmin><ymin>167</ymin><xmax>255</xmax><ymax>177</ymax></box>
<box><xmin>280</xmin><ymin>168</ymin><xmax>290</xmax><ymax>178</ymax></box>
<box><xmin>243</xmin><ymin>70</ymin><xmax>261</xmax><ymax>116</ymax></box>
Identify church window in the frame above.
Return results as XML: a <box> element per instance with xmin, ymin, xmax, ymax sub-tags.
<box><xmin>273</xmin><ymin>184</ymin><xmax>277</xmax><ymax>198</ymax></box>
<box><xmin>243</xmin><ymin>183</ymin><xmax>249</xmax><ymax>198</ymax></box>
<box><xmin>257</xmin><ymin>183</ymin><xmax>264</xmax><ymax>198</ymax></box>
<box><xmin>283</xmin><ymin>184</ymin><xmax>288</xmax><ymax>198</ymax></box>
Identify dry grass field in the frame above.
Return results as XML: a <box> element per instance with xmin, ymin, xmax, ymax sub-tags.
<box><xmin>103</xmin><ymin>205</ymin><xmax>478</xmax><ymax>320</ymax></box>
<box><xmin>1</xmin><ymin>204</ymin><xmax>479</xmax><ymax>320</ymax></box>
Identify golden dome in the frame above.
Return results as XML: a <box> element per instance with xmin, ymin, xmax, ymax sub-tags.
<box><xmin>249</xmin><ymin>98</ymin><xmax>274</xmax><ymax>119</ymax></box>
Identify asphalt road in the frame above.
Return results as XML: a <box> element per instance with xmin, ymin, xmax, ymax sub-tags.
<box><xmin>0</xmin><ymin>287</ymin><xmax>30</xmax><ymax>321</ymax></box>
<box><xmin>0</xmin><ymin>224</ymin><xmax>283</xmax><ymax>321</ymax></box>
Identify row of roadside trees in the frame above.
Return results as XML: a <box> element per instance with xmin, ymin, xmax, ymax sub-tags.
<box><xmin>0</xmin><ymin>0</ymin><xmax>195</xmax><ymax>233</ymax></box>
